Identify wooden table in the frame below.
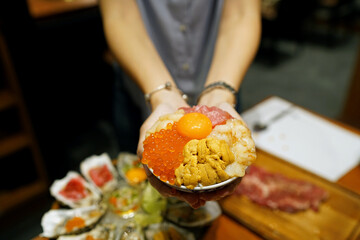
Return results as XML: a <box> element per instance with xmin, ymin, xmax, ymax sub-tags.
<box><xmin>202</xmin><ymin>116</ymin><xmax>360</xmax><ymax>240</ymax></box>
<box><xmin>32</xmin><ymin>104</ymin><xmax>359</xmax><ymax>240</ymax></box>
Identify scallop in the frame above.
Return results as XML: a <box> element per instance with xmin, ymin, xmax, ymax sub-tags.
<box><xmin>80</xmin><ymin>153</ymin><xmax>119</xmax><ymax>193</ymax></box>
<box><xmin>40</xmin><ymin>204</ymin><xmax>107</xmax><ymax>238</ymax></box>
<box><xmin>209</xmin><ymin>118</ymin><xmax>257</xmax><ymax>177</ymax></box>
<box><xmin>50</xmin><ymin>171</ymin><xmax>101</xmax><ymax>208</ymax></box>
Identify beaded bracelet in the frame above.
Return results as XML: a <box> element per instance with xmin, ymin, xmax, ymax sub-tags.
<box><xmin>197</xmin><ymin>81</ymin><xmax>237</xmax><ymax>104</ymax></box>
<box><xmin>144</xmin><ymin>81</ymin><xmax>188</xmax><ymax>104</ymax></box>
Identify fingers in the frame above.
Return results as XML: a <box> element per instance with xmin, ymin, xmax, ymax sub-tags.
<box><xmin>144</xmin><ymin>164</ymin><xmax>208</xmax><ymax>209</ymax></box>
<box><xmin>217</xmin><ymin>102</ymin><xmax>242</xmax><ymax>120</ymax></box>
<box><xmin>198</xmin><ymin>177</ymin><xmax>242</xmax><ymax>202</ymax></box>
<box><xmin>137</xmin><ymin>103</ymin><xmax>182</xmax><ymax>158</ymax></box>
<box><xmin>144</xmin><ymin>165</ymin><xmax>179</xmax><ymax>198</ymax></box>
<box><xmin>137</xmin><ymin>123</ymin><xmax>148</xmax><ymax>157</ymax></box>
<box><xmin>145</xmin><ymin>169</ymin><xmax>240</xmax><ymax>208</ymax></box>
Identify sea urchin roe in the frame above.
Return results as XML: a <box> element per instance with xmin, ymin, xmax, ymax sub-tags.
<box><xmin>175</xmin><ymin>138</ymin><xmax>234</xmax><ymax>189</ymax></box>
<box><xmin>142</xmin><ymin>122</ymin><xmax>191</xmax><ymax>184</ymax></box>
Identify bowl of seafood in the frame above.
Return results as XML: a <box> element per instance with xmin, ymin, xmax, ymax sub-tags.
<box><xmin>142</xmin><ymin>105</ymin><xmax>256</xmax><ymax>192</ymax></box>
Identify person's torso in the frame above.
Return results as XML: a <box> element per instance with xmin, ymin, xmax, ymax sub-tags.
<box><xmin>136</xmin><ymin>0</ymin><xmax>224</xmax><ymax>97</ymax></box>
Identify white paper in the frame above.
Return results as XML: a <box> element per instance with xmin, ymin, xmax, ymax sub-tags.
<box><xmin>242</xmin><ymin>96</ymin><xmax>360</xmax><ymax>181</ymax></box>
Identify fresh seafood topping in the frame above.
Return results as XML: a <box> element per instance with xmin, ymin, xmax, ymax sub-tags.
<box><xmin>181</xmin><ymin>105</ymin><xmax>233</xmax><ymax>127</ymax></box>
<box><xmin>209</xmin><ymin>119</ymin><xmax>256</xmax><ymax>177</ymax></box>
<box><xmin>125</xmin><ymin>168</ymin><xmax>147</xmax><ymax>185</ymax></box>
<box><xmin>59</xmin><ymin>178</ymin><xmax>88</xmax><ymax>201</ymax></box>
<box><xmin>89</xmin><ymin>165</ymin><xmax>113</xmax><ymax>187</ymax></box>
<box><xmin>107</xmin><ymin>185</ymin><xmax>141</xmax><ymax>218</ymax></box>
<box><xmin>50</xmin><ymin>171</ymin><xmax>101</xmax><ymax>208</ymax></box>
<box><xmin>117</xmin><ymin>152</ymin><xmax>147</xmax><ymax>186</ymax></box>
<box><xmin>41</xmin><ymin>205</ymin><xmax>106</xmax><ymax>238</ymax></box>
<box><xmin>65</xmin><ymin>217</ymin><xmax>86</xmax><ymax>233</ymax></box>
<box><xmin>143</xmin><ymin>105</ymin><xmax>256</xmax><ymax>189</ymax></box>
<box><xmin>80</xmin><ymin>153</ymin><xmax>118</xmax><ymax>193</ymax></box>
<box><xmin>177</xmin><ymin>113</ymin><xmax>212</xmax><ymax>139</ymax></box>
<box><xmin>175</xmin><ymin>138</ymin><xmax>234</xmax><ymax>189</ymax></box>
<box><xmin>142</xmin><ymin>123</ymin><xmax>191</xmax><ymax>184</ymax></box>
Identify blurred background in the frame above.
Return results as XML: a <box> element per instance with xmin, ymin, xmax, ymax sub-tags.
<box><xmin>0</xmin><ymin>0</ymin><xmax>359</xmax><ymax>239</ymax></box>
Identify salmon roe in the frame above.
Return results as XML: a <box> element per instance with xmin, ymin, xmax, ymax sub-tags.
<box><xmin>65</xmin><ymin>216</ymin><xmax>85</xmax><ymax>232</ymax></box>
<box><xmin>142</xmin><ymin>122</ymin><xmax>191</xmax><ymax>184</ymax></box>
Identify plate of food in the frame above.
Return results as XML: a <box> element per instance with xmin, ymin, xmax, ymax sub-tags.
<box><xmin>39</xmin><ymin>152</ymin><xmax>207</xmax><ymax>240</ymax></box>
<box><xmin>141</xmin><ymin>105</ymin><xmax>257</xmax><ymax>192</ymax></box>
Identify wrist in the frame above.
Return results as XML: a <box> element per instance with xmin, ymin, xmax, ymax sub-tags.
<box><xmin>197</xmin><ymin>88</ymin><xmax>236</xmax><ymax>107</ymax></box>
<box><xmin>144</xmin><ymin>81</ymin><xmax>188</xmax><ymax>110</ymax></box>
<box><xmin>150</xmin><ymin>89</ymin><xmax>188</xmax><ymax>110</ymax></box>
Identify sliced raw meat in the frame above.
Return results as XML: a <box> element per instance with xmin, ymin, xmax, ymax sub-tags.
<box><xmin>180</xmin><ymin>105</ymin><xmax>233</xmax><ymax>127</ymax></box>
<box><xmin>234</xmin><ymin>166</ymin><xmax>328</xmax><ymax>213</ymax></box>
<box><xmin>89</xmin><ymin>164</ymin><xmax>113</xmax><ymax>187</ymax></box>
<box><xmin>59</xmin><ymin>177</ymin><xmax>88</xmax><ymax>201</ymax></box>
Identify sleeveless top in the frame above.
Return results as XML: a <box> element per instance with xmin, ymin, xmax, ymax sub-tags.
<box><xmin>119</xmin><ymin>0</ymin><xmax>224</xmax><ymax>118</ymax></box>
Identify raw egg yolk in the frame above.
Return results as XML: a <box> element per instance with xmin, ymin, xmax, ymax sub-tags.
<box><xmin>177</xmin><ymin>112</ymin><xmax>212</xmax><ymax>139</ymax></box>
<box><xmin>125</xmin><ymin>168</ymin><xmax>147</xmax><ymax>185</ymax></box>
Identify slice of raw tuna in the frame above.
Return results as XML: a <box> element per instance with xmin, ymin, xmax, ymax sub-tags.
<box><xmin>180</xmin><ymin>105</ymin><xmax>233</xmax><ymax>127</ymax></box>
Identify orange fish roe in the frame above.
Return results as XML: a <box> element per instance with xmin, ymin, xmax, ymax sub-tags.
<box><xmin>142</xmin><ymin>122</ymin><xmax>191</xmax><ymax>184</ymax></box>
<box><xmin>65</xmin><ymin>216</ymin><xmax>85</xmax><ymax>232</ymax></box>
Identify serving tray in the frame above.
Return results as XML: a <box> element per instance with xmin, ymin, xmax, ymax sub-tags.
<box><xmin>220</xmin><ymin>149</ymin><xmax>360</xmax><ymax>240</ymax></box>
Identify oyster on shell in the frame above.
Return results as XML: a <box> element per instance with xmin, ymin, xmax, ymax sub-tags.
<box><xmin>105</xmin><ymin>181</ymin><xmax>141</xmax><ymax>219</ymax></box>
<box><xmin>50</xmin><ymin>171</ymin><xmax>101</xmax><ymax>208</ymax></box>
<box><xmin>41</xmin><ymin>204</ymin><xmax>107</xmax><ymax>238</ymax></box>
<box><xmin>119</xmin><ymin>221</ymin><xmax>144</xmax><ymax>240</ymax></box>
<box><xmin>117</xmin><ymin>152</ymin><xmax>143</xmax><ymax>183</ymax></box>
<box><xmin>80</xmin><ymin>153</ymin><xmax>119</xmax><ymax>193</ymax></box>
<box><xmin>56</xmin><ymin>223</ymin><xmax>116</xmax><ymax>240</ymax></box>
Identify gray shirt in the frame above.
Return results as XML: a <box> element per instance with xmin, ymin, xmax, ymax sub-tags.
<box><xmin>121</xmin><ymin>0</ymin><xmax>224</xmax><ymax>118</ymax></box>
<box><xmin>136</xmin><ymin>0</ymin><xmax>224</xmax><ymax>95</ymax></box>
